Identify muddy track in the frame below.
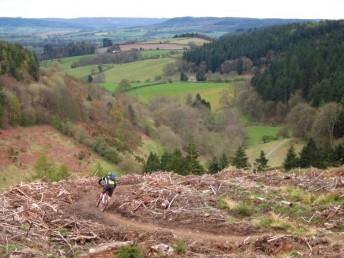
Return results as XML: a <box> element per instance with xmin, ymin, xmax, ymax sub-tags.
<box><xmin>72</xmin><ymin>189</ymin><xmax>265</xmax><ymax>245</ymax></box>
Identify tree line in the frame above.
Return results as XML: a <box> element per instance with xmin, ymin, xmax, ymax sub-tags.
<box><xmin>184</xmin><ymin>21</ymin><xmax>344</xmax><ymax>104</ymax></box>
<box><xmin>284</xmin><ymin>139</ymin><xmax>344</xmax><ymax>171</ymax></box>
<box><xmin>144</xmin><ymin>145</ymin><xmax>269</xmax><ymax>175</ymax></box>
<box><xmin>42</xmin><ymin>41</ymin><xmax>96</xmax><ymax>59</ymax></box>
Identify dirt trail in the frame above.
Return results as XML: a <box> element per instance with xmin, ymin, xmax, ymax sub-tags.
<box><xmin>74</xmin><ymin>190</ymin><xmax>262</xmax><ymax>244</ymax></box>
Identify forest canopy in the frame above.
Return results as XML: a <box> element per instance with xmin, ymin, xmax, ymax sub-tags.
<box><xmin>0</xmin><ymin>41</ymin><xmax>39</xmax><ymax>81</ymax></box>
<box><xmin>184</xmin><ymin>21</ymin><xmax>344</xmax><ymax>105</ymax></box>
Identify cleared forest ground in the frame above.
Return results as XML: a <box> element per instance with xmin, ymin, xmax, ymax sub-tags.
<box><xmin>1</xmin><ymin>168</ymin><xmax>344</xmax><ymax>257</ymax></box>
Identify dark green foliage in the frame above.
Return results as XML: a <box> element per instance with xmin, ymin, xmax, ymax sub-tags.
<box><xmin>192</xmin><ymin>93</ymin><xmax>211</xmax><ymax>110</ymax></box>
<box><xmin>88</xmin><ymin>75</ymin><xmax>93</xmax><ymax>83</ymax></box>
<box><xmin>180</xmin><ymin>71</ymin><xmax>189</xmax><ymax>81</ymax></box>
<box><xmin>144</xmin><ymin>147</ymin><xmax>204</xmax><ymax>175</ymax></box>
<box><xmin>219</xmin><ymin>153</ymin><xmax>229</xmax><ymax>170</ymax></box>
<box><xmin>0</xmin><ymin>41</ymin><xmax>39</xmax><ymax>80</ymax></box>
<box><xmin>42</xmin><ymin>41</ymin><xmax>95</xmax><ymax>59</ymax></box>
<box><xmin>208</xmin><ymin>156</ymin><xmax>220</xmax><ymax>174</ymax></box>
<box><xmin>255</xmin><ymin>150</ymin><xmax>269</xmax><ymax>171</ymax></box>
<box><xmin>144</xmin><ymin>152</ymin><xmax>161</xmax><ymax>173</ymax></box>
<box><xmin>196</xmin><ymin>69</ymin><xmax>206</xmax><ymax>81</ymax></box>
<box><xmin>299</xmin><ymin>138</ymin><xmax>324</xmax><ymax>168</ymax></box>
<box><xmin>330</xmin><ymin>143</ymin><xmax>344</xmax><ymax>166</ymax></box>
<box><xmin>185</xmin><ymin>141</ymin><xmax>205</xmax><ymax>175</ymax></box>
<box><xmin>232</xmin><ymin>146</ymin><xmax>248</xmax><ymax>169</ymax></box>
<box><xmin>91</xmin><ymin>137</ymin><xmax>120</xmax><ymax>164</ymax></box>
<box><xmin>208</xmin><ymin>153</ymin><xmax>229</xmax><ymax>174</ymax></box>
<box><xmin>283</xmin><ymin>146</ymin><xmax>299</xmax><ymax>171</ymax></box>
<box><xmin>103</xmin><ymin>38</ymin><xmax>113</xmax><ymax>48</ymax></box>
<box><xmin>173</xmin><ymin>33</ymin><xmax>212</xmax><ymax>41</ymax></box>
<box><xmin>185</xmin><ymin>21</ymin><xmax>344</xmax><ymax>104</ymax></box>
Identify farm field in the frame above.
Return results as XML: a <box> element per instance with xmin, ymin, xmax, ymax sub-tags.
<box><xmin>127</xmin><ymin>82</ymin><xmax>235</xmax><ymax>110</ymax></box>
<box><xmin>145</xmin><ymin>37</ymin><xmax>210</xmax><ymax>46</ymax></box>
<box><xmin>120</xmin><ymin>42</ymin><xmax>188</xmax><ymax>51</ymax></box>
<box><xmin>139</xmin><ymin>49</ymin><xmax>183</xmax><ymax>59</ymax></box>
<box><xmin>42</xmin><ymin>54</ymin><xmax>96</xmax><ymax>70</ymax></box>
<box><xmin>55</xmin><ymin>57</ymin><xmax>175</xmax><ymax>85</ymax></box>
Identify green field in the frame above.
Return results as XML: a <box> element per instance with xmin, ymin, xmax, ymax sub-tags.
<box><xmin>145</xmin><ymin>37</ymin><xmax>210</xmax><ymax>46</ymax></box>
<box><xmin>139</xmin><ymin>49</ymin><xmax>182</xmax><ymax>59</ymax></box>
<box><xmin>245</xmin><ymin>125</ymin><xmax>281</xmax><ymax>146</ymax></box>
<box><xmin>59</xmin><ymin>57</ymin><xmax>175</xmax><ymax>88</ymax></box>
<box><xmin>104</xmin><ymin>58</ymin><xmax>175</xmax><ymax>83</ymax></box>
<box><xmin>127</xmin><ymin>82</ymin><xmax>234</xmax><ymax>110</ymax></box>
<box><xmin>247</xmin><ymin>138</ymin><xmax>304</xmax><ymax>168</ymax></box>
<box><xmin>42</xmin><ymin>54</ymin><xmax>96</xmax><ymax>71</ymax></box>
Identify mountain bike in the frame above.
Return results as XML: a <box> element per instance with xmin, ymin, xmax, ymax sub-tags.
<box><xmin>96</xmin><ymin>191</ymin><xmax>109</xmax><ymax>212</ymax></box>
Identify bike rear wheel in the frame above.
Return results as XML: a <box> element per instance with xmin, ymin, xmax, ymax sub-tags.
<box><xmin>99</xmin><ymin>193</ymin><xmax>109</xmax><ymax>212</ymax></box>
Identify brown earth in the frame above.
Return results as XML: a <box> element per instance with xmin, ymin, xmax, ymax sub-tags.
<box><xmin>0</xmin><ymin>125</ymin><xmax>102</xmax><ymax>173</ymax></box>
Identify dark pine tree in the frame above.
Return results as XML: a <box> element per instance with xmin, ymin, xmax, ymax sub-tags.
<box><xmin>208</xmin><ymin>157</ymin><xmax>219</xmax><ymax>174</ymax></box>
<box><xmin>171</xmin><ymin>149</ymin><xmax>188</xmax><ymax>175</ymax></box>
<box><xmin>218</xmin><ymin>153</ymin><xmax>229</xmax><ymax>170</ymax></box>
<box><xmin>144</xmin><ymin>152</ymin><xmax>161</xmax><ymax>173</ymax></box>
<box><xmin>255</xmin><ymin>150</ymin><xmax>269</xmax><ymax>171</ymax></box>
<box><xmin>196</xmin><ymin>69</ymin><xmax>206</xmax><ymax>81</ymax></box>
<box><xmin>160</xmin><ymin>151</ymin><xmax>173</xmax><ymax>171</ymax></box>
<box><xmin>232</xmin><ymin>146</ymin><xmax>248</xmax><ymax>169</ymax></box>
<box><xmin>185</xmin><ymin>141</ymin><xmax>205</xmax><ymax>175</ymax></box>
<box><xmin>283</xmin><ymin>145</ymin><xmax>299</xmax><ymax>171</ymax></box>
<box><xmin>180</xmin><ymin>72</ymin><xmax>189</xmax><ymax>81</ymax></box>
<box><xmin>299</xmin><ymin>138</ymin><xmax>324</xmax><ymax>168</ymax></box>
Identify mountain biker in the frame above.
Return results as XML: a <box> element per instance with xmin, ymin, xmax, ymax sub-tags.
<box><xmin>98</xmin><ymin>172</ymin><xmax>117</xmax><ymax>202</ymax></box>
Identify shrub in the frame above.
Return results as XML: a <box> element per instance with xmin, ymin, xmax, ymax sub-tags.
<box><xmin>116</xmin><ymin>245</ymin><xmax>142</xmax><ymax>258</ymax></box>
<box><xmin>91</xmin><ymin>137</ymin><xmax>107</xmax><ymax>156</ymax></box>
<box><xmin>91</xmin><ymin>162</ymin><xmax>107</xmax><ymax>177</ymax></box>
<box><xmin>262</xmin><ymin>135</ymin><xmax>276</xmax><ymax>143</ymax></box>
<box><xmin>277</xmin><ymin>127</ymin><xmax>290</xmax><ymax>138</ymax></box>
<box><xmin>33</xmin><ymin>154</ymin><xmax>70</xmax><ymax>182</ymax></box>
<box><xmin>103</xmin><ymin>147</ymin><xmax>121</xmax><ymax>164</ymax></box>
<box><xmin>173</xmin><ymin>240</ymin><xmax>187</xmax><ymax>254</ymax></box>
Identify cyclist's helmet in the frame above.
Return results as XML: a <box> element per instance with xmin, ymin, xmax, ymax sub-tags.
<box><xmin>109</xmin><ymin>171</ymin><xmax>117</xmax><ymax>179</ymax></box>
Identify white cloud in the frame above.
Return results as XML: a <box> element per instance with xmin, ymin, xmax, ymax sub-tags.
<box><xmin>0</xmin><ymin>0</ymin><xmax>343</xmax><ymax>19</ymax></box>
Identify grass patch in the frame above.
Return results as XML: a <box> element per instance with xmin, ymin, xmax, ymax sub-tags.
<box><xmin>245</xmin><ymin>125</ymin><xmax>280</xmax><ymax>146</ymax></box>
<box><xmin>0</xmin><ymin>166</ymin><xmax>33</xmax><ymax>192</ymax></box>
<box><xmin>234</xmin><ymin>202</ymin><xmax>253</xmax><ymax>217</ymax></box>
<box><xmin>339</xmin><ymin>223</ymin><xmax>344</xmax><ymax>232</ymax></box>
<box><xmin>246</xmin><ymin>138</ymin><xmax>304</xmax><ymax>168</ymax></box>
<box><xmin>116</xmin><ymin>245</ymin><xmax>142</xmax><ymax>258</ymax></box>
<box><xmin>128</xmin><ymin>82</ymin><xmax>234</xmax><ymax>111</ymax></box>
<box><xmin>254</xmin><ymin>212</ymin><xmax>305</xmax><ymax>234</ymax></box>
<box><xmin>139</xmin><ymin>49</ymin><xmax>182</xmax><ymax>59</ymax></box>
<box><xmin>216</xmin><ymin>197</ymin><xmax>229</xmax><ymax>210</ymax></box>
<box><xmin>173</xmin><ymin>239</ymin><xmax>187</xmax><ymax>255</ymax></box>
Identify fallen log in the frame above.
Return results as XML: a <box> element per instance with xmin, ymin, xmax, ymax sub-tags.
<box><xmin>80</xmin><ymin>241</ymin><xmax>133</xmax><ymax>257</ymax></box>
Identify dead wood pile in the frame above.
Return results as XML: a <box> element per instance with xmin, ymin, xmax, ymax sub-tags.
<box><xmin>0</xmin><ymin>178</ymin><xmax>102</xmax><ymax>255</ymax></box>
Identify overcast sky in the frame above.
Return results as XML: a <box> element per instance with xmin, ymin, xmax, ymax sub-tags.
<box><xmin>0</xmin><ymin>0</ymin><xmax>343</xmax><ymax>19</ymax></box>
